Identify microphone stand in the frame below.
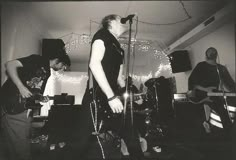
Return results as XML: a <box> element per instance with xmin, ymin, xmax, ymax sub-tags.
<box><xmin>153</xmin><ymin>83</ymin><xmax>159</xmax><ymax>111</ymax></box>
<box><xmin>215</xmin><ymin>64</ymin><xmax>231</xmax><ymax>119</ymax></box>
<box><xmin>123</xmin><ymin>17</ymin><xmax>134</xmax><ymax>128</ymax></box>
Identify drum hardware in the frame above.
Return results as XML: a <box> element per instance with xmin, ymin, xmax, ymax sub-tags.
<box><xmin>144</xmin><ymin>114</ymin><xmax>152</xmax><ymax>125</ymax></box>
<box><xmin>144</xmin><ymin>78</ymin><xmax>160</xmax><ymax>88</ymax></box>
<box><xmin>145</xmin><ymin>123</ymin><xmax>164</xmax><ymax>137</ymax></box>
<box><xmin>145</xmin><ymin>78</ymin><xmax>160</xmax><ymax>112</ymax></box>
<box><xmin>135</xmin><ymin>108</ymin><xmax>153</xmax><ymax>115</ymax></box>
<box><xmin>153</xmin><ymin>85</ymin><xmax>159</xmax><ymax>110</ymax></box>
<box><xmin>143</xmin><ymin>111</ymin><xmax>165</xmax><ymax>139</ymax></box>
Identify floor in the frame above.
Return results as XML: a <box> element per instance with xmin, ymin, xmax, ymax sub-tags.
<box><xmin>0</xmin><ymin>120</ymin><xmax>233</xmax><ymax>160</ymax></box>
<box><xmin>32</xmin><ymin>129</ymin><xmax>233</xmax><ymax>160</ymax></box>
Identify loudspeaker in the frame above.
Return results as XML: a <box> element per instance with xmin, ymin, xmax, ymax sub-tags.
<box><xmin>168</xmin><ymin>50</ymin><xmax>192</xmax><ymax>73</ymax></box>
<box><xmin>42</xmin><ymin>39</ymin><xmax>66</xmax><ymax>59</ymax></box>
<box><xmin>174</xmin><ymin>101</ymin><xmax>205</xmax><ymax>128</ymax></box>
<box><xmin>45</xmin><ymin>105</ymin><xmax>81</xmax><ymax>144</ymax></box>
<box><xmin>155</xmin><ymin>77</ymin><xmax>175</xmax><ymax>124</ymax></box>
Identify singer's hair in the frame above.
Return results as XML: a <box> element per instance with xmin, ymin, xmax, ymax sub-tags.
<box><xmin>205</xmin><ymin>47</ymin><xmax>218</xmax><ymax>60</ymax></box>
<box><xmin>101</xmin><ymin>14</ymin><xmax>119</xmax><ymax>30</ymax></box>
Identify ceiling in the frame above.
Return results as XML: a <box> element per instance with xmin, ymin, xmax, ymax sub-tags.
<box><xmin>26</xmin><ymin>1</ymin><xmax>228</xmax><ymax>41</ymax></box>
<box><xmin>3</xmin><ymin>1</ymin><xmax>231</xmax><ymax>63</ymax></box>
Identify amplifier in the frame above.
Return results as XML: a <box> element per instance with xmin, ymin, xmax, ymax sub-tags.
<box><xmin>45</xmin><ymin>105</ymin><xmax>82</xmax><ymax>145</ymax></box>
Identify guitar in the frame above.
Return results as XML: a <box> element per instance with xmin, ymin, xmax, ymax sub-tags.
<box><xmin>2</xmin><ymin>89</ymin><xmax>75</xmax><ymax>115</ymax></box>
<box><xmin>89</xmin><ymin>88</ymin><xmax>148</xmax><ymax>121</ymax></box>
<box><xmin>104</xmin><ymin>92</ymin><xmax>148</xmax><ymax>119</ymax></box>
<box><xmin>1</xmin><ymin>88</ymin><xmax>53</xmax><ymax>115</ymax></box>
<box><xmin>187</xmin><ymin>86</ymin><xmax>236</xmax><ymax>104</ymax></box>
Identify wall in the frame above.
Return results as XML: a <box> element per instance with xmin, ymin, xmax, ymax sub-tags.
<box><xmin>1</xmin><ymin>3</ymin><xmax>52</xmax><ymax>85</ymax></box>
<box><xmin>70</xmin><ymin>62</ymin><xmax>88</xmax><ymax>72</ymax></box>
<box><xmin>174</xmin><ymin>20</ymin><xmax>235</xmax><ymax>93</ymax></box>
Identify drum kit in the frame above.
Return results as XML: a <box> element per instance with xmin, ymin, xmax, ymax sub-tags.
<box><xmin>106</xmin><ymin>77</ymin><xmax>165</xmax><ymax>155</ymax></box>
<box><xmin>134</xmin><ymin>77</ymin><xmax>165</xmax><ymax>138</ymax></box>
<box><xmin>96</xmin><ymin>77</ymin><xmax>166</xmax><ymax>155</ymax></box>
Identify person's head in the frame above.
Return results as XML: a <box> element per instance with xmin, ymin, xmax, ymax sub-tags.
<box><xmin>205</xmin><ymin>47</ymin><xmax>218</xmax><ymax>61</ymax></box>
<box><xmin>101</xmin><ymin>14</ymin><xmax>128</xmax><ymax>37</ymax></box>
<box><xmin>50</xmin><ymin>53</ymin><xmax>71</xmax><ymax>71</ymax></box>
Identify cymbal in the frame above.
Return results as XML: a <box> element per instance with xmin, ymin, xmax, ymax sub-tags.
<box><xmin>144</xmin><ymin>78</ymin><xmax>159</xmax><ymax>87</ymax></box>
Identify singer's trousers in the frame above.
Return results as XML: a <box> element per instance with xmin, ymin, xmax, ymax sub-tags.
<box><xmin>63</xmin><ymin>90</ymin><xmax>144</xmax><ymax>160</ymax></box>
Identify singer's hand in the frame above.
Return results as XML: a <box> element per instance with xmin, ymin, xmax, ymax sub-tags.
<box><xmin>18</xmin><ymin>86</ymin><xmax>32</xmax><ymax>98</ymax></box>
<box><xmin>108</xmin><ymin>97</ymin><xmax>123</xmax><ymax>113</ymax></box>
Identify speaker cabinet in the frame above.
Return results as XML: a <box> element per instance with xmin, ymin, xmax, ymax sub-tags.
<box><xmin>168</xmin><ymin>50</ymin><xmax>192</xmax><ymax>73</ymax></box>
<box><xmin>45</xmin><ymin>105</ymin><xmax>81</xmax><ymax>144</ymax></box>
<box><xmin>174</xmin><ymin>101</ymin><xmax>206</xmax><ymax>140</ymax></box>
<box><xmin>174</xmin><ymin>101</ymin><xmax>205</xmax><ymax>128</ymax></box>
<box><xmin>42</xmin><ymin>39</ymin><xmax>65</xmax><ymax>59</ymax></box>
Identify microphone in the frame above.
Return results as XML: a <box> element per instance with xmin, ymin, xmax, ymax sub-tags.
<box><xmin>121</xmin><ymin>14</ymin><xmax>136</xmax><ymax>24</ymax></box>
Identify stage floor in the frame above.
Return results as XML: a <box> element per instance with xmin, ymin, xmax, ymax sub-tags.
<box><xmin>0</xmin><ymin>125</ymin><xmax>232</xmax><ymax>160</ymax></box>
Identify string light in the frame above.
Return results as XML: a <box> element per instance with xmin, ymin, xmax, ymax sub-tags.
<box><xmin>154</xmin><ymin>64</ymin><xmax>172</xmax><ymax>78</ymax></box>
<box><xmin>61</xmin><ymin>33</ymin><xmax>168</xmax><ymax>55</ymax></box>
<box><xmin>119</xmin><ymin>38</ymin><xmax>166</xmax><ymax>54</ymax></box>
<box><xmin>80</xmin><ymin>34</ymin><xmax>91</xmax><ymax>44</ymax></box>
<box><xmin>130</xmin><ymin>72</ymin><xmax>153</xmax><ymax>83</ymax></box>
<box><xmin>50</xmin><ymin>69</ymin><xmax>88</xmax><ymax>84</ymax></box>
<box><xmin>121</xmin><ymin>42</ymin><xmax>173</xmax><ymax>86</ymax></box>
<box><xmin>62</xmin><ymin>33</ymin><xmax>91</xmax><ymax>53</ymax></box>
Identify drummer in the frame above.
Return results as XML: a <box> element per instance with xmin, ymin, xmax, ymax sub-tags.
<box><xmin>119</xmin><ymin>76</ymin><xmax>139</xmax><ymax>94</ymax></box>
<box><xmin>118</xmin><ymin>76</ymin><xmax>141</xmax><ymax>101</ymax></box>
<box><xmin>118</xmin><ymin>76</ymin><xmax>148</xmax><ymax>136</ymax></box>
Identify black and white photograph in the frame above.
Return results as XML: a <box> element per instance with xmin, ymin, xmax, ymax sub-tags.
<box><xmin>0</xmin><ymin>0</ymin><xmax>236</xmax><ymax>160</ymax></box>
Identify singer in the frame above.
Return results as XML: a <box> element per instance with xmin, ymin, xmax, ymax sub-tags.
<box><xmin>64</xmin><ymin>14</ymin><xmax>144</xmax><ymax>160</ymax></box>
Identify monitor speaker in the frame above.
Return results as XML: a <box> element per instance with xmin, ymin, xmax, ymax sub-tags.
<box><xmin>42</xmin><ymin>39</ymin><xmax>66</xmax><ymax>59</ymax></box>
<box><xmin>46</xmin><ymin>105</ymin><xmax>81</xmax><ymax>144</ymax></box>
<box><xmin>174</xmin><ymin>101</ymin><xmax>205</xmax><ymax>128</ymax></box>
<box><xmin>168</xmin><ymin>50</ymin><xmax>192</xmax><ymax>73</ymax></box>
